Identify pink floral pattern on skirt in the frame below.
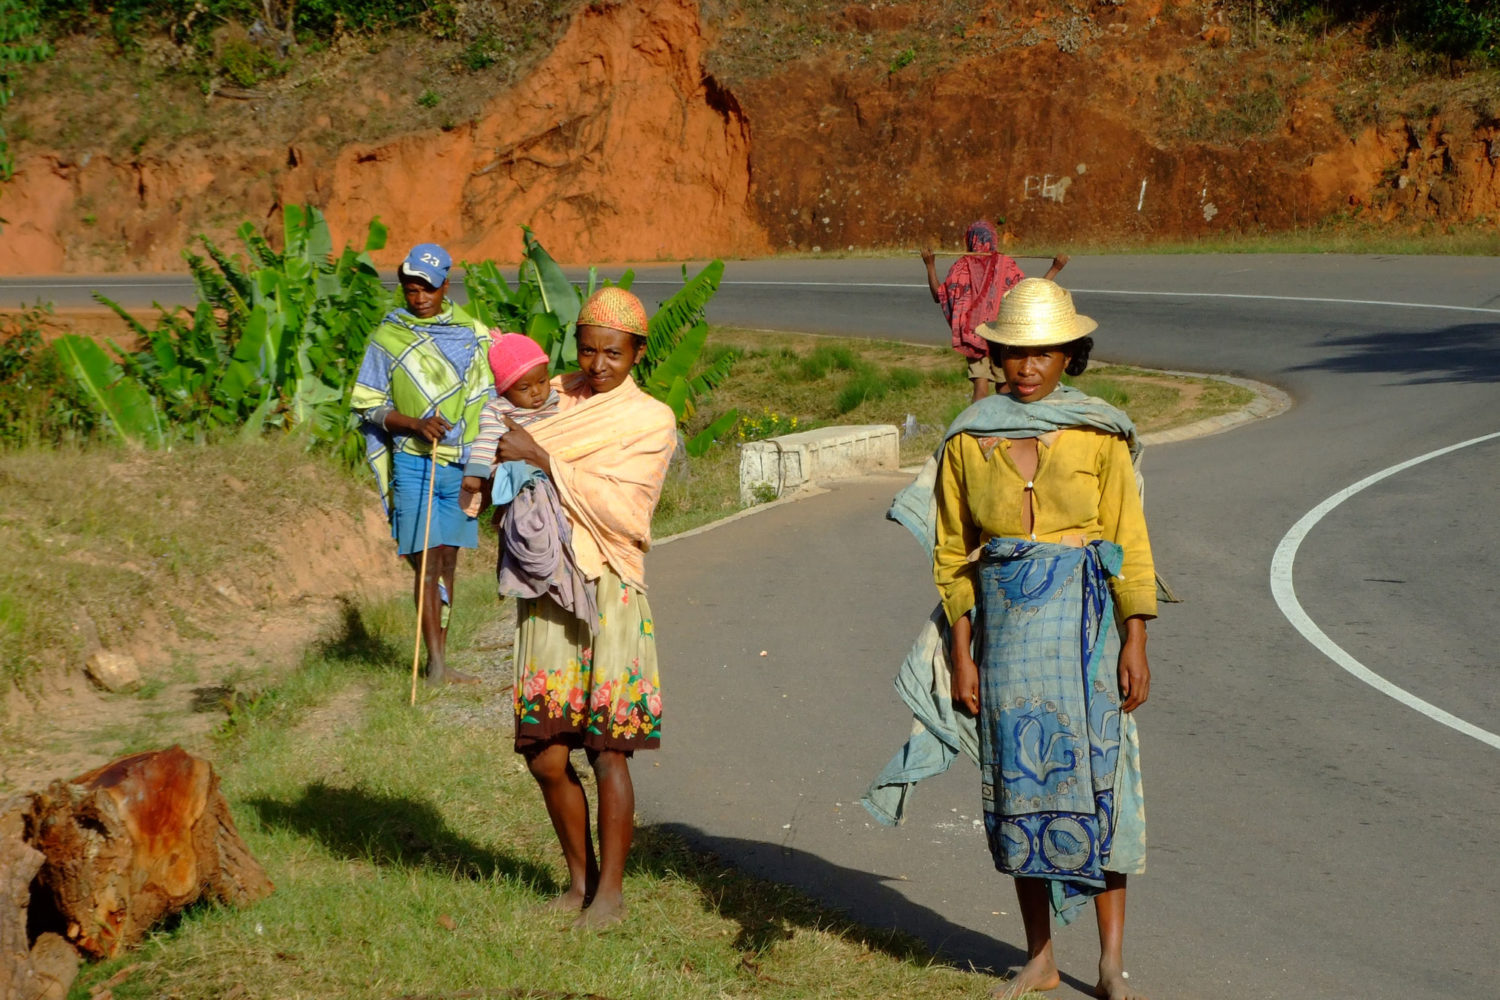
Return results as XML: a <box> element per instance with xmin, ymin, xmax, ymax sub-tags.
<box><xmin>513</xmin><ymin>567</ymin><xmax>661</xmax><ymax>752</ymax></box>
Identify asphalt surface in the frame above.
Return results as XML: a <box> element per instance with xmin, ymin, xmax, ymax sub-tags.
<box><xmin>6</xmin><ymin>256</ymin><xmax>1498</xmax><ymax>998</ymax></box>
<box><xmin>640</xmin><ymin>256</ymin><xmax>1499</xmax><ymax>1000</ymax></box>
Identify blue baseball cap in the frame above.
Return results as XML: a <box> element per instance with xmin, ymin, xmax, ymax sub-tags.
<box><xmin>398</xmin><ymin>243</ymin><xmax>452</xmax><ymax>287</ymax></box>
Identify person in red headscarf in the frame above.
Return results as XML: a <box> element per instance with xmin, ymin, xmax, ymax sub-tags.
<box><xmin>922</xmin><ymin>221</ymin><xmax>1069</xmax><ymax>401</ymax></box>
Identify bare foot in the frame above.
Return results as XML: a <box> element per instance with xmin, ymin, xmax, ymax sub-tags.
<box><xmin>571</xmin><ymin>892</ymin><xmax>626</xmax><ymax>931</ymax></box>
<box><xmin>542</xmin><ymin>887</ymin><xmax>588</xmax><ymax>913</ymax></box>
<box><xmin>1095</xmin><ymin>960</ymin><xmax>1145</xmax><ymax>1000</ymax></box>
<box><xmin>991</xmin><ymin>953</ymin><xmax>1061</xmax><ymax>999</ymax></box>
<box><xmin>425</xmin><ymin>666</ymin><xmax>481</xmax><ymax>686</ymax></box>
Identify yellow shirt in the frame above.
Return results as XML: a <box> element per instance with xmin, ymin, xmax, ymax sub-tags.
<box><xmin>933</xmin><ymin>426</ymin><xmax>1157</xmax><ymax>625</ymax></box>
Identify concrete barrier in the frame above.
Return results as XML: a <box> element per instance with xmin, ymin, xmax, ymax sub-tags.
<box><xmin>739</xmin><ymin>424</ymin><xmax>900</xmax><ymax>506</ymax></box>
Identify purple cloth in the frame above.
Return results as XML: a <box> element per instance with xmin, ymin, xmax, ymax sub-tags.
<box><xmin>495</xmin><ymin>475</ymin><xmax>598</xmax><ymax>632</ymax></box>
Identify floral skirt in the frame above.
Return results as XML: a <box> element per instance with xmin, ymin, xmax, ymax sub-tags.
<box><xmin>512</xmin><ymin>565</ymin><xmax>661</xmax><ymax>754</ymax></box>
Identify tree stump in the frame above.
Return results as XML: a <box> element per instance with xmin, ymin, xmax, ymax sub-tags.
<box><xmin>2</xmin><ymin>794</ymin><xmax>50</xmax><ymax>1000</ymax></box>
<box><xmin>25</xmin><ymin>746</ymin><xmax>273</xmax><ymax>960</ymax></box>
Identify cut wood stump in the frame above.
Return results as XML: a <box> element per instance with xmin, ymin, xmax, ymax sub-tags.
<box><xmin>2</xmin><ymin>794</ymin><xmax>51</xmax><ymax>1000</ymax></box>
<box><xmin>24</xmin><ymin>746</ymin><xmax>273</xmax><ymax>960</ymax></box>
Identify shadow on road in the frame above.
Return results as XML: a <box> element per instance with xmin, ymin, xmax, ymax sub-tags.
<box><xmin>1292</xmin><ymin>321</ymin><xmax>1500</xmax><ymax>383</ymax></box>
<box><xmin>635</xmin><ymin>822</ymin><xmax>1096</xmax><ymax>995</ymax></box>
<box><xmin>246</xmin><ymin>785</ymin><xmax>1098</xmax><ymax>993</ymax></box>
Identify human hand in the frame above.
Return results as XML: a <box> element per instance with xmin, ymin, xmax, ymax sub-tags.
<box><xmin>920</xmin><ymin>247</ymin><xmax>936</xmax><ymax>267</ymax></box>
<box><xmin>951</xmin><ymin>650</ymin><xmax>980</xmax><ymax>717</ymax></box>
<box><xmin>1117</xmin><ymin>623</ymin><xmax>1150</xmax><ymax>712</ymax></box>
<box><xmin>459</xmin><ymin>477</ymin><xmax>483</xmax><ymax>517</ymax></box>
<box><xmin>1052</xmin><ymin>253</ymin><xmax>1070</xmax><ymax>271</ymax></box>
<box><xmin>414</xmin><ymin>413</ymin><xmax>452</xmax><ymax>443</ymax></box>
<box><xmin>496</xmin><ymin>415</ymin><xmax>538</xmax><ymax>463</ymax></box>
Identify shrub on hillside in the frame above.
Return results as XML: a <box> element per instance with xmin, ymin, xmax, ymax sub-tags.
<box><xmin>0</xmin><ymin>307</ymin><xmax>97</xmax><ymax>447</ymax></box>
<box><xmin>1268</xmin><ymin>0</ymin><xmax>1500</xmax><ymax>64</ymax></box>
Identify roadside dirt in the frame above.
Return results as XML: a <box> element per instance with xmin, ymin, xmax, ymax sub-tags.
<box><xmin>0</xmin><ymin>503</ymin><xmax>406</xmax><ymax>795</ymax></box>
<box><xmin>0</xmin><ymin>361</ymin><xmax>1257</xmax><ymax>797</ymax></box>
<box><xmin>1</xmin><ymin>0</ymin><xmax>1495</xmax><ymax>274</ymax></box>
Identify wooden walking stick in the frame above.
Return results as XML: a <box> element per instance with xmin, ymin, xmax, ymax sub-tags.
<box><xmin>409</xmin><ymin>451</ymin><xmax>439</xmax><ymax>706</ymax></box>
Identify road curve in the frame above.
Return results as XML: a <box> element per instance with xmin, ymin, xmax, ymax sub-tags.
<box><xmin>638</xmin><ymin>255</ymin><xmax>1499</xmax><ymax>1000</ymax></box>
<box><xmin>6</xmin><ymin>256</ymin><xmax>1497</xmax><ymax>999</ymax></box>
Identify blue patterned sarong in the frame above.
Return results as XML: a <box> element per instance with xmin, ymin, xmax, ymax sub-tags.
<box><xmin>977</xmin><ymin>537</ymin><xmax>1146</xmax><ymax>925</ymax></box>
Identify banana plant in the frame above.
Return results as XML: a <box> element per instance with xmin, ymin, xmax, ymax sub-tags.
<box><xmin>60</xmin><ymin>211</ymin><xmax>740</xmax><ymax>463</ymax></box>
<box><xmin>461</xmin><ymin>230</ymin><xmax>738</xmax><ymax>456</ymax></box>
<box><xmin>72</xmin><ymin>204</ymin><xmax>389</xmax><ymax>462</ymax></box>
<box><xmin>52</xmin><ymin>335</ymin><xmax>163</xmax><ymax>447</ymax></box>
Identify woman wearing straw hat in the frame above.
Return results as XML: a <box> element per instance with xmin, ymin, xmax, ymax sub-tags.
<box><xmin>885</xmin><ymin>278</ymin><xmax>1155</xmax><ymax>999</ymax></box>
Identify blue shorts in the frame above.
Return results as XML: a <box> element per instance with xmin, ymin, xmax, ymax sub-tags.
<box><xmin>390</xmin><ymin>451</ymin><xmax>479</xmax><ymax>556</ymax></box>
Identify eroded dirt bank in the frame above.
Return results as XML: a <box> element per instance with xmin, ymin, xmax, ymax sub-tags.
<box><xmin>0</xmin><ymin>0</ymin><xmax>1496</xmax><ymax>273</ymax></box>
<box><xmin>0</xmin><ymin>0</ymin><xmax>765</xmax><ymax>271</ymax></box>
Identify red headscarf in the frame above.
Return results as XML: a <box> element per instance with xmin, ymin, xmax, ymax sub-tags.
<box><xmin>937</xmin><ymin>220</ymin><xmax>1023</xmax><ymax>360</ymax></box>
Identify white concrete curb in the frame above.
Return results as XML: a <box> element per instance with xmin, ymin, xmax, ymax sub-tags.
<box><xmin>658</xmin><ymin>370</ymin><xmax>1290</xmax><ymax>545</ymax></box>
<box><xmin>737</xmin><ymin>424</ymin><xmax>900</xmax><ymax>506</ymax></box>
<box><xmin>1138</xmin><ymin>372</ymin><xmax>1291</xmax><ymax>447</ymax></box>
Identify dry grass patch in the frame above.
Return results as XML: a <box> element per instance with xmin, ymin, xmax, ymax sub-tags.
<box><xmin>0</xmin><ymin>437</ymin><xmax>388</xmax><ymax>688</ymax></box>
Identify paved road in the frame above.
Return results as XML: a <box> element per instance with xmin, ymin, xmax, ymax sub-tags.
<box><xmin>639</xmin><ymin>256</ymin><xmax>1499</xmax><ymax>1000</ymax></box>
<box><xmin>6</xmin><ymin>257</ymin><xmax>1498</xmax><ymax>998</ymax></box>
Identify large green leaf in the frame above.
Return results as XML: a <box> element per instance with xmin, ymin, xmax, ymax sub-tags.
<box><xmin>643</xmin><ymin>259</ymin><xmax>723</xmax><ymax>375</ymax></box>
<box><xmin>91</xmin><ymin>292</ymin><xmax>153</xmax><ymax>342</ymax></box>
<box><xmin>526</xmin><ymin>311</ymin><xmax>567</xmax><ymax>369</ymax></box>
<box><xmin>363</xmin><ymin>217</ymin><xmax>388</xmax><ymax>253</ymax></box>
<box><xmin>288</xmin><ymin>372</ymin><xmax>343</xmax><ymax>429</ymax></box>
<box><xmin>461</xmin><ymin>259</ymin><xmax>520</xmax><ymax>331</ymax></box>
<box><xmin>53</xmin><ymin>335</ymin><xmax>163</xmax><ymax>447</ymax></box>
<box><xmin>221</xmin><ymin>305</ymin><xmax>280</xmax><ymax>410</ymax></box>
<box><xmin>661</xmin><ymin>376</ymin><xmax>690</xmax><ymax>423</ymax></box>
<box><xmin>686</xmin><ymin>409</ymin><xmax>739</xmax><ymax>458</ymax></box>
<box><xmin>282</xmin><ymin>204</ymin><xmax>335</xmax><ymax>266</ymax></box>
<box><xmin>689</xmin><ymin>346</ymin><xmax>739</xmax><ymax>397</ymax></box>
<box><xmin>522</xmin><ymin>225</ymin><xmax>581</xmax><ymax>331</ymax></box>
<box><xmin>641</xmin><ymin>318</ymin><xmax>709</xmax><ymax>400</ymax></box>
<box><xmin>237</xmin><ymin>221</ymin><xmax>281</xmax><ymax>269</ymax></box>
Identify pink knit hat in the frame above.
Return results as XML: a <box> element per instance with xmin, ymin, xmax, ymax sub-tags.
<box><xmin>487</xmin><ymin>333</ymin><xmax>549</xmax><ymax>392</ymax></box>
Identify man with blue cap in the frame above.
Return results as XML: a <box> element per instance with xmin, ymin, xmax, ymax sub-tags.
<box><xmin>352</xmin><ymin>242</ymin><xmax>495</xmax><ymax>685</ymax></box>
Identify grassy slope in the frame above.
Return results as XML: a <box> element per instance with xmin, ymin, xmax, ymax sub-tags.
<box><xmin>2</xmin><ymin>333</ymin><xmax>1249</xmax><ymax>998</ymax></box>
<box><xmin>1</xmin><ymin>332</ymin><xmax>1249</xmax><ymax>695</ymax></box>
<box><xmin>9</xmin><ymin>4</ymin><xmax>585</xmax><ymax>164</ymax></box>
<box><xmin>68</xmin><ymin>579</ymin><xmax>990</xmax><ymax>999</ymax></box>
<box><xmin>0</xmin><ymin>438</ymin><xmax>375</xmax><ymax>689</ymax></box>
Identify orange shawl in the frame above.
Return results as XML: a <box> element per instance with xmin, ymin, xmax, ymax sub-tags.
<box><xmin>530</xmin><ymin>373</ymin><xmax>676</xmax><ymax>589</ymax></box>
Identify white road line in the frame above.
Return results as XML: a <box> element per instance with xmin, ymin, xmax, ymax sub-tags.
<box><xmin>15</xmin><ymin>279</ymin><xmax>1500</xmax><ymax>316</ymax></box>
<box><xmin>1072</xmin><ymin>288</ymin><xmax>1500</xmax><ymax>315</ymax></box>
<box><xmin>1270</xmin><ymin>431</ymin><xmax>1500</xmax><ymax>751</ymax></box>
<box><xmin>642</xmin><ymin>282</ymin><xmax>1500</xmax><ymax>315</ymax></box>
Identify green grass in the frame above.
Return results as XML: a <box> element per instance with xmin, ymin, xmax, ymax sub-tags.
<box><xmin>66</xmin><ymin>580</ymin><xmax>994</xmax><ymax>1000</ymax></box>
<box><xmin>1072</xmin><ymin>365</ymin><xmax>1254</xmax><ymax>430</ymax></box>
<box><xmin>0</xmin><ymin>436</ymin><xmax>375</xmax><ymax>688</ymax></box>
<box><xmin>684</xmin><ymin>328</ymin><xmax>1247</xmax><ymax>478</ymax></box>
<box><xmin>0</xmin><ymin>329</ymin><xmax>1249</xmax><ymax>687</ymax></box>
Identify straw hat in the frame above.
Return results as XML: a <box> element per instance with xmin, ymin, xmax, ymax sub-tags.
<box><xmin>976</xmin><ymin>278</ymin><xmax>1097</xmax><ymax>347</ymax></box>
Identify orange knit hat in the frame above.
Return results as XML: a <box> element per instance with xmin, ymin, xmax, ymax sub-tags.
<box><xmin>577</xmin><ymin>286</ymin><xmax>649</xmax><ymax>339</ymax></box>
